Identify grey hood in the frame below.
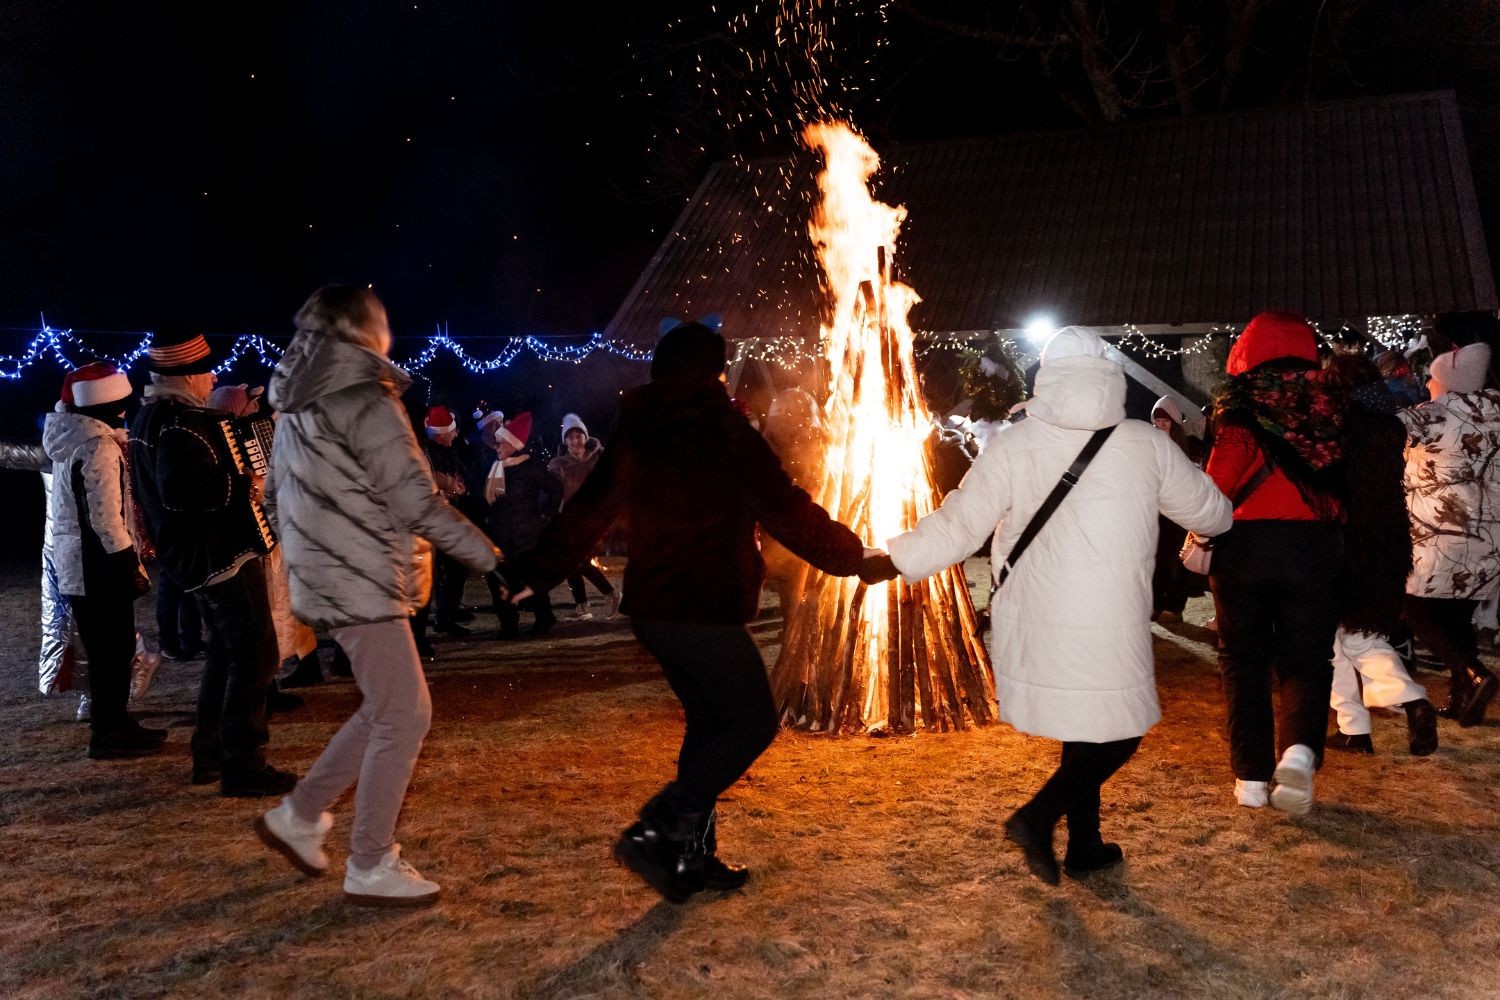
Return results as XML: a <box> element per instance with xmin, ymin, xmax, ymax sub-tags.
<box><xmin>269</xmin><ymin>330</ymin><xmax>410</xmax><ymax>414</ymax></box>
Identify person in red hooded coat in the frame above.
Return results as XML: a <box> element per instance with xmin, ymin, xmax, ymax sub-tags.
<box><xmin>1207</xmin><ymin>312</ymin><xmax>1346</xmax><ymax>816</ymax></box>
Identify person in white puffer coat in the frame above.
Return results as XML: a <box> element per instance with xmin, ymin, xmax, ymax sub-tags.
<box><xmin>879</xmin><ymin>327</ymin><xmax>1232</xmax><ymax>885</ymax></box>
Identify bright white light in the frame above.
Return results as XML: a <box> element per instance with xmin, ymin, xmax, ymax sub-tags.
<box><xmin>1023</xmin><ymin>315</ymin><xmax>1056</xmax><ymax>343</ymax></box>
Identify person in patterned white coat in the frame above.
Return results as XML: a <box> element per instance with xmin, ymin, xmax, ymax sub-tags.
<box><xmin>1400</xmin><ymin>327</ymin><xmax>1500</xmax><ymax>728</ymax></box>
<box><xmin>878</xmin><ymin>328</ymin><xmax>1232</xmax><ymax>885</ymax></box>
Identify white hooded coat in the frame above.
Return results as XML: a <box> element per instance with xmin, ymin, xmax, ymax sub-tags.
<box><xmin>888</xmin><ymin>331</ymin><xmax>1233</xmax><ymax>742</ymax></box>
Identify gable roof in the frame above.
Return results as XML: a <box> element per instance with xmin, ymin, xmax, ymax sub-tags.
<box><xmin>605</xmin><ymin>91</ymin><xmax>1495</xmax><ymax>345</ymax></box>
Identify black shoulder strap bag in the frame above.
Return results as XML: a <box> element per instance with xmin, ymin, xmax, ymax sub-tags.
<box><xmin>996</xmin><ymin>424</ymin><xmax>1118</xmax><ymax>588</ymax></box>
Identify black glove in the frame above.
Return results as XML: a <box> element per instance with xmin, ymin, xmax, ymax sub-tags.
<box><xmin>858</xmin><ymin>553</ymin><xmax>899</xmax><ymax>585</ymax></box>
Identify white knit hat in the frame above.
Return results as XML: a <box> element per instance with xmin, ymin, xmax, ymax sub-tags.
<box><xmin>476</xmin><ymin>409</ymin><xmax>505</xmax><ymax>437</ymax></box>
<box><xmin>561</xmin><ymin>413</ymin><xmax>588</xmax><ymax>438</ymax></box>
<box><xmin>1430</xmin><ymin>343</ymin><xmax>1491</xmax><ymax>395</ymax></box>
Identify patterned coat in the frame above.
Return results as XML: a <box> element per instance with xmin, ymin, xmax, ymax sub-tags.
<box><xmin>1401</xmin><ymin>388</ymin><xmax>1500</xmax><ymax>600</ymax></box>
<box><xmin>265</xmin><ymin>331</ymin><xmax>498</xmax><ymax>629</ymax></box>
<box><xmin>42</xmin><ymin>411</ymin><xmax>138</xmax><ymax>597</ymax></box>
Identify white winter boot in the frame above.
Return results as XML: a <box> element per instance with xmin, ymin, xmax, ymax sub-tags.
<box><xmin>1270</xmin><ymin>744</ymin><xmax>1316</xmax><ymax>816</ymax></box>
<box><xmin>343</xmin><ymin>846</ymin><xmax>441</xmax><ymax>908</ymax></box>
<box><xmin>1234</xmin><ymin>779</ymin><xmax>1269</xmax><ymax>808</ymax></box>
<box><xmin>255</xmin><ymin>797</ymin><xmax>334</xmax><ymax>875</ymax></box>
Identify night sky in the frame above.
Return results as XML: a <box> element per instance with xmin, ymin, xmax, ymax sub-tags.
<box><xmin>5</xmin><ymin>1</ymin><xmax>1498</xmax><ymax>343</ymax></box>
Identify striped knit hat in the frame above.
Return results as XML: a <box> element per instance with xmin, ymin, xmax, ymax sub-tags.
<box><xmin>147</xmin><ymin>326</ymin><xmax>217</xmax><ymax>375</ymax></box>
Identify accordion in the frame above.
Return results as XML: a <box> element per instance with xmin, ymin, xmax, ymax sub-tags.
<box><xmin>216</xmin><ymin>415</ymin><xmax>277</xmax><ymax>552</ymax></box>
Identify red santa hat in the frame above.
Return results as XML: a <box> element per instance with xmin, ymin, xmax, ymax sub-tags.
<box><xmin>425</xmin><ymin>404</ymin><xmax>457</xmax><ymax>438</ymax></box>
<box><xmin>63</xmin><ymin>362</ymin><xmax>132</xmax><ymax>408</ymax></box>
<box><xmin>496</xmin><ymin>411</ymin><xmax>531</xmax><ymax>450</ymax></box>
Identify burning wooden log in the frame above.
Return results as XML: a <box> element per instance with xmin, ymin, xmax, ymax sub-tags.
<box><xmin>771</xmin><ymin>122</ymin><xmax>994</xmax><ymax>735</ymax></box>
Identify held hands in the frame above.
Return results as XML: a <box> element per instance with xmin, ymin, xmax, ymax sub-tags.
<box><xmin>859</xmin><ymin>546</ymin><xmax>900</xmax><ymax>585</ymax></box>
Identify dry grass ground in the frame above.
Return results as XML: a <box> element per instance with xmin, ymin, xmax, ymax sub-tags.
<box><xmin>2</xmin><ymin>558</ymin><xmax>1498</xmax><ymax>1000</ymax></box>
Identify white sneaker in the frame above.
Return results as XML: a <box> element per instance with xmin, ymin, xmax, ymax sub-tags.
<box><xmin>604</xmin><ymin>591</ymin><xmax>622</xmax><ymax>619</ymax></box>
<box><xmin>343</xmin><ymin>846</ymin><xmax>441</xmax><ymax>908</ymax></box>
<box><xmin>1235</xmin><ymin>779</ymin><xmax>1269</xmax><ymax>808</ymax></box>
<box><xmin>129</xmin><ymin>650</ymin><xmax>161</xmax><ymax>705</ymax></box>
<box><xmin>255</xmin><ymin>797</ymin><xmax>334</xmax><ymax>875</ymax></box>
<box><xmin>569</xmin><ymin>603</ymin><xmax>594</xmax><ymax>621</ymax></box>
<box><xmin>1270</xmin><ymin>744</ymin><xmax>1316</xmax><ymax>816</ymax></box>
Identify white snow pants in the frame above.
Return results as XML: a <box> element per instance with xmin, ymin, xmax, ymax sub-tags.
<box><xmin>1330</xmin><ymin>628</ymin><xmax>1428</xmax><ymax>735</ymax></box>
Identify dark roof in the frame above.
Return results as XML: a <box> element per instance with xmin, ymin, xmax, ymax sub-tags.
<box><xmin>605</xmin><ymin>91</ymin><xmax>1496</xmax><ymax>344</ymax></box>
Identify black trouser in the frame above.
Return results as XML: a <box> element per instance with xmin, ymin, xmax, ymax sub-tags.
<box><xmin>433</xmin><ymin>550</ymin><xmax>468</xmax><ymax>626</ymax></box>
<box><xmin>632</xmin><ymin>618</ymin><xmax>780</xmax><ymax>812</ymax></box>
<box><xmin>567</xmin><ymin>559</ymin><xmax>614</xmax><ymax>605</ymax></box>
<box><xmin>70</xmin><ymin>591</ymin><xmax>136</xmax><ymax>734</ymax></box>
<box><xmin>1017</xmin><ymin>737</ymin><xmax>1142</xmax><ymax>849</ymax></box>
<box><xmin>1404</xmin><ymin>594</ymin><xmax>1482</xmax><ymax>687</ymax></box>
<box><xmin>192</xmin><ymin>558</ymin><xmax>277</xmax><ymax>779</ymax></box>
<box><xmin>1210</xmin><ymin>520</ymin><xmax>1341</xmax><ymax>781</ymax></box>
<box><xmin>154</xmin><ymin>571</ymin><xmax>201</xmax><ymax>653</ymax></box>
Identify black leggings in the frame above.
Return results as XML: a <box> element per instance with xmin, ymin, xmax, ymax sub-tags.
<box><xmin>1019</xmin><ymin>738</ymin><xmax>1142</xmax><ymax>849</ymax></box>
<box><xmin>567</xmin><ymin>560</ymin><xmax>614</xmax><ymax>605</ymax></box>
<box><xmin>631</xmin><ymin>618</ymin><xmax>779</xmax><ymax>812</ymax></box>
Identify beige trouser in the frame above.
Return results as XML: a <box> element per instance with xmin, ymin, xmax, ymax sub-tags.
<box><xmin>289</xmin><ymin>617</ymin><xmax>432</xmax><ymax>868</ymax></box>
<box><xmin>1330</xmin><ymin>628</ymin><xmax>1427</xmax><ymax>736</ymax></box>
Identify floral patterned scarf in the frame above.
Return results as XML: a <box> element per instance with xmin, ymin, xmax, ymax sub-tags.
<box><xmin>1214</xmin><ymin>361</ymin><xmax>1346</xmax><ymax>516</ymax></box>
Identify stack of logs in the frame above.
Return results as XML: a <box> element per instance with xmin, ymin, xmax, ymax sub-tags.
<box><xmin>770</xmin><ymin>252</ymin><xmax>995</xmax><ymax>735</ymax></box>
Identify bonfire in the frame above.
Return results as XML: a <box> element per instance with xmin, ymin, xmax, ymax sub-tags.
<box><xmin>771</xmin><ymin>122</ymin><xmax>995</xmax><ymax>734</ymax></box>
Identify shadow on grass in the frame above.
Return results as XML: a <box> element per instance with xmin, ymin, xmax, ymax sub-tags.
<box><xmin>513</xmin><ymin>899</ymin><xmax>686</xmax><ymax>999</ymax></box>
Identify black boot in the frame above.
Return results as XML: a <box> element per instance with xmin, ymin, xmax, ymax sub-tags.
<box><xmin>1063</xmin><ymin>842</ymin><xmax>1124</xmax><ymax>877</ymax></box>
<box><xmin>494</xmin><ymin>599</ymin><xmax>521</xmax><ymax>641</ymax></box>
<box><xmin>1326</xmin><ymin>731</ymin><xmax>1375</xmax><ymax>755</ymax></box>
<box><xmin>1002</xmin><ymin>808</ymin><xmax>1059</xmax><ymax>886</ymax></box>
<box><xmin>279</xmin><ymin>651</ymin><xmax>325</xmax><ymax>689</ymax></box>
<box><xmin>414</xmin><ymin>633</ymin><xmax>437</xmax><ymax>662</ymax></box>
<box><xmin>698</xmin><ymin>809</ymin><xmax>749</xmax><ymax>891</ymax></box>
<box><xmin>87</xmin><ymin>718</ymin><xmax>168</xmax><ymax>760</ymax></box>
<box><xmin>1404</xmin><ymin>699</ymin><xmax>1438</xmax><ymax>755</ymax></box>
<box><xmin>1457</xmin><ymin>665</ymin><xmax>1497</xmax><ymax>728</ymax></box>
<box><xmin>328</xmin><ymin>643</ymin><xmax>353</xmax><ymax>678</ymax></box>
<box><xmin>613</xmin><ymin>786</ymin><xmax>707</xmax><ymax>903</ymax></box>
<box><xmin>530</xmin><ymin>597</ymin><xmax>557</xmax><ymax>638</ymax></box>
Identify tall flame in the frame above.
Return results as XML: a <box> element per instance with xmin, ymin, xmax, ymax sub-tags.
<box><xmin>773</xmin><ymin>122</ymin><xmax>993</xmax><ymax>734</ymax></box>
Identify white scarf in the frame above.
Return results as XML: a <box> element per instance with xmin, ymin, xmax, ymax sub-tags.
<box><xmin>484</xmin><ymin>454</ymin><xmax>529</xmax><ymax>503</ymax></box>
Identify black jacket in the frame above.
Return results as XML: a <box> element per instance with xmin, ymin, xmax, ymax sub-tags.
<box><xmin>128</xmin><ymin>394</ymin><xmax>271</xmax><ymax>591</ymax></box>
<box><xmin>519</xmin><ymin>380</ymin><xmax>864</xmax><ymax>625</ymax></box>
<box><xmin>485</xmin><ymin>456</ymin><xmax>563</xmax><ymax>557</ymax></box>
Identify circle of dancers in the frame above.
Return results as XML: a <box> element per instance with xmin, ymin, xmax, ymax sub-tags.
<box><xmin>8</xmin><ymin>291</ymin><xmax>1497</xmax><ymax>906</ymax></box>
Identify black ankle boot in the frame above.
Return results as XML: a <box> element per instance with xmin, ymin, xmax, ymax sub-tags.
<box><xmin>1458</xmin><ymin>665</ymin><xmax>1497</xmax><ymax>728</ymax></box>
<box><xmin>613</xmin><ymin>787</ymin><xmax>708</xmax><ymax>903</ymax></box>
<box><xmin>1062</xmin><ymin>841</ymin><xmax>1124</xmax><ymax>877</ymax></box>
<box><xmin>1003</xmin><ymin>809</ymin><xmax>1059</xmax><ymax>885</ymax></box>
<box><xmin>1404</xmin><ymin>699</ymin><xmax>1438</xmax><ymax>755</ymax></box>
<box><xmin>697</xmin><ymin>809</ymin><xmax>749</xmax><ymax>891</ymax></box>
<box><xmin>279</xmin><ymin>651</ymin><xmax>325</xmax><ymax>689</ymax></box>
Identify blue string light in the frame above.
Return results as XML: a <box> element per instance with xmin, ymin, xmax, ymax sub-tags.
<box><xmin>0</xmin><ymin>321</ymin><xmax>657</xmax><ymax>384</ymax></box>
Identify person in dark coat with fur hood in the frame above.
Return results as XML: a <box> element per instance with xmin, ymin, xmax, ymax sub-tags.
<box><xmin>481</xmin><ymin>412</ymin><xmax>563</xmax><ymax>638</ymax></box>
<box><xmin>547</xmin><ymin>413</ymin><xmax>619</xmax><ymax>620</ymax></box>
<box><xmin>507</xmin><ymin>321</ymin><xmax>879</xmax><ymax>903</ymax></box>
<box><xmin>1321</xmin><ymin>353</ymin><xmax>1437</xmax><ymax>757</ymax></box>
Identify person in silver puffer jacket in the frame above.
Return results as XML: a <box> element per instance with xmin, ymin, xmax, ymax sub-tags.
<box><xmin>256</xmin><ymin>285</ymin><xmax>498</xmax><ymax>909</ymax></box>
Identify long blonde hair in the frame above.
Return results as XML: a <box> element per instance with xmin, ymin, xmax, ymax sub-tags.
<box><xmin>292</xmin><ymin>285</ymin><xmax>386</xmax><ymax>352</ymax></box>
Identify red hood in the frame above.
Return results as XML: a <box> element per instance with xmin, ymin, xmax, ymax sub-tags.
<box><xmin>1227</xmin><ymin>312</ymin><xmax>1318</xmax><ymax>375</ymax></box>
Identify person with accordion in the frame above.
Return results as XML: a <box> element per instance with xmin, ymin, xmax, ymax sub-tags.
<box><xmin>127</xmin><ymin>328</ymin><xmax>297</xmax><ymax>798</ymax></box>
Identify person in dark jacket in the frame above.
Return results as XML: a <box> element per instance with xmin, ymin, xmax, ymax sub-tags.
<box><xmin>43</xmin><ymin>362</ymin><xmax>165</xmax><ymax>759</ymax></box>
<box><xmin>414</xmin><ymin>404</ymin><xmax>483</xmax><ymax>653</ymax></box>
<box><xmin>1321</xmin><ymin>353</ymin><xmax>1436</xmax><ymax>756</ymax></box>
<box><xmin>482</xmin><ymin>412</ymin><xmax>563</xmax><ymax>638</ymax></box>
<box><xmin>1207</xmin><ymin>312</ymin><xmax>1346</xmax><ymax>816</ymax></box>
<box><xmin>509</xmin><ymin>322</ymin><xmax>876</xmax><ymax>902</ymax></box>
<box><xmin>128</xmin><ymin>328</ymin><xmax>296</xmax><ymax>797</ymax></box>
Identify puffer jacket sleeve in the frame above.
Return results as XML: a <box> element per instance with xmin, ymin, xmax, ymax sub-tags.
<box><xmin>343</xmin><ymin>392</ymin><xmax>498</xmax><ymax>574</ymax></box>
<box><xmin>0</xmin><ymin>441</ymin><xmax>49</xmax><ymax>471</ymax></box>
<box><xmin>888</xmin><ymin>439</ymin><xmax>1011</xmax><ymax>582</ymax></box>
<box><xmin>1157</xmin><ymin>434</ymin><xmax>1234</xmax><ymax>536</ymax></box>
<box><xmin>79</xmin><ymin>437</ymin><xmax>136</xmax><ymax>555</ymax></box>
